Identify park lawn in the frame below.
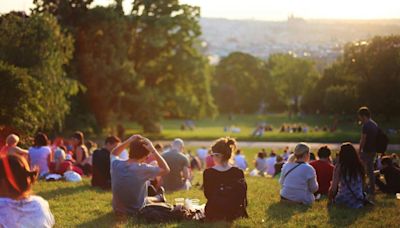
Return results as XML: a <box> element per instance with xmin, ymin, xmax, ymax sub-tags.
<box><xmin>33</xmin><ymin>174</ymin><xmax>400</xmax><ymax>227</ymax></box>
<box><xmin>121</xmin><ymin>114</ymin><xmax>400</xmax><ymax>143</ymax></box>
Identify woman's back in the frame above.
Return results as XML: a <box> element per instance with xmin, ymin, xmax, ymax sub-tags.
<box><xmin>335</xmin><ymin>173</ymin><xmax>364</xmax><ymax>208</ymax></box>
<box><xmin>0</xmin><ymin>195</ymin><xmax>54</xmax><ymax>228</ymax></box>
<box><xmin>256</xmin><ymin>158</ymin><xmax>268</xmax><ymax>172</ymax></box>
<box><xmin>279</xmin><ymin>162</ymin><xmax>318</xmax><ymax>204</ymax></box>
<box><xmin>28</xmin><ymin>146</ymin><xmax>51</xmax><ymax>176</ymax></box>
<box><xmin>203</xmin><ymin>167</ymin><xmax>248</xmax><ymax>221</ymax></box>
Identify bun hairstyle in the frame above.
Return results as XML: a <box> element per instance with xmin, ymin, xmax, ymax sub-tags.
<box><xmin>288</xmin><ymin>143</ymin><xmax>310</xmax><ymax>163</ymax></box>
<box><xmin>211</xmin><ymin>137</ymin><xmax>237</xmax><ymax>162</ymax></box>
<box><xmin>0</xmin><ymin>154</ymin><xmax>38</xmax><ymax>199</ymax></box>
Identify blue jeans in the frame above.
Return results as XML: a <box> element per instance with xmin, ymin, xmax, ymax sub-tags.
<box><xmin>360</xmin><ymin>152</ymin><xmax>376</xmax><ymax>194</ymax></box>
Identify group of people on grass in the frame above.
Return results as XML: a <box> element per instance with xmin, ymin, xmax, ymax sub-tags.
<box><xmin>1</xmin><ymin>106</ymin><xmax>400</xmax><ymax>227</ymax></box>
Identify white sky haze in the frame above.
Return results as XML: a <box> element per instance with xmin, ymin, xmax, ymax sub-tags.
<box><xmin>1</xmin><ymin>0</ymin><xmax>400</xmax><ymax>20</ymax></box>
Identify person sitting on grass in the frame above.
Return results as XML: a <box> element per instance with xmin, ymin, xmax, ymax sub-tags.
<box><xmin>203</xmin><ymin>137</ymin><xmax>248</xmax><ymax>221</ymax></box>
<box><xmin>28</xmin><ymin>133</ymin><xmax>52</xmax><ymax>178</ymax></box>
<box><xmin>234</xmin><ymin>149</ymin><xmax>248</xmax><ymax>171</ymax></box>
<box><xmin>70</xmin><ymin>131</ymin><xmax>91</xmax><ymax>176</ymax></box>
<box><xmin>279</xmin><ymin>143</ymin><xmax>318</xmax><ymax>205</ymax></box>
<box><xmin>273</xmin><ymin>155</ymin><xmax>285</xmax><ymax>178</ymax></box>
<box><xmin>255</xmin><ymin>151</ymin><xmax>268</xmax><ymax>176</ymax></box>
<box><xmin>161</xmin><ymin>138</ymin><xmax>191</xmax><ymax>192</ymax></box>
<box><xmin>0</xmin><ymin>154</ymin><xmax>54</xmax><ymax>227</ymax></box>
<box><xmin>1</xmin><ymin>134</ymin><xmax>29</xmax><ymax>160</ymax></box>
<box><xmin>375</xmin><ymin>156</ymin><xmax>400</xmax><ymax>194</ymax></box>
<box><xmin>111</xmin><ymin>135</ymin><xmax>170</xmax><ymax>216</ymax></box>
<box><xmin>328</xmin><ymin>143</ymin><xmax>366</xmax><ymax>209</ymax></box>
<box><xmin>310</xmin><ymin>146</ymin><xmax>334</xmax><ymax>195</ymax></box>
<box><xmin>91</xmin><ymin>136</ymin><xmax>121</xmax><ymax>190</ymax></box>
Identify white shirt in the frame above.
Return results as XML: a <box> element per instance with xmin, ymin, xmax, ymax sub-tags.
<box><xmin>0</xmin><ymin>195</ymin><xmax>55</xmax><ymax>228</ymax></box>
<box><xmin>119</xmin><ymin>149</ymin><xmax>129</xmax><ymax>161</ymax></box>
<box><xmin>28</xmin><ymin>146</ymin><xmax>51</xmax><ymax>176</ymax></box>
<box><xmin>265</xmin><ymin>156</ymin><xmax>277</xmax><ymax>176</ymax></box>
<box><xmin>234</xmin><ymin>154</ymin><xmax>247</xmax><ymax>171</ymax></box>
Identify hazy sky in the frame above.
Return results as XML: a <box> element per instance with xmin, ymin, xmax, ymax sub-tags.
<box><xmin>2</xmin><ymin>0</ymin><xmax>400</xmax><ymax>21</ymax></box>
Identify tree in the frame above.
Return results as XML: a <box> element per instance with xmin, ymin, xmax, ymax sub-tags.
<box><xmin>0</xmin><ymin>12</ymin><xmax>78</xmax><ymax>134</ymax></box>
<box><xmin>130</xmin><ymin>0</ymin><xmax>217</xmax><ymax>132</ymax></box>
<box><xmin>213</xmin><ymin>52</ymin><xmax>270</xmax><ymax>113</ymax></box>
<box><xmin>268</xmin><ymin>53</ymin><xmax>320</xmax><ymax>114</ymax></box>
<box><xmin>73</xmin><ymin>6</ymin><xmax>139</xmax><ymax>129</ymax></box>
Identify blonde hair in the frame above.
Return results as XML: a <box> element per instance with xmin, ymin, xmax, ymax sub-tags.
<box><xmin>288</xmin><ymin>143</ymin><xmax>310</xmax><ymax>163</ymax></box>
<box><xmin>6</xmin><ymin>134</ymin><xmax>19</xmax><ymax>146</ymax></box>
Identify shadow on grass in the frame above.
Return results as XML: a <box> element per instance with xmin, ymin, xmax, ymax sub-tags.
<box><xmin>327</xmin><ymin>205</ymin><xmax>372</xmax><ymax>227</ymax></box>
<box><xmin>36</xmin><ymin>184</ymin><xmax>93</xmax><ymax>200</ymax></box>
<box><xmin>76</xmin><ymin>212</ymin><xmax>127</xmax><ymax>227</ymax></box>
<box><xmin>266</xmin><ymin>201</ymin><xmax>311</xmax><ymax>224</ymax></box>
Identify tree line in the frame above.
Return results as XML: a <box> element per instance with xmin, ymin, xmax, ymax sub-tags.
<box><xmin>1</xmin><ymin>0</ymin><xmax>400</xmax><ymax>139</ymax></box>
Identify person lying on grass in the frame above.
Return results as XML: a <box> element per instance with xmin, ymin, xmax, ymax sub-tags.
<box><xmin>0</xmin><ymin>154</ymin><xmax>55</xmax><ymax>227</ymax></box>
<box><xmin>111</xmin><ymin>135</ymin><xmax>170</xmax><ymax>216</ymax></box>
<box><xmin>203</xmin><ymin>137</ymin><xmax>248</xmax><ymax>221</ymax></box>
<box><xmin>279</xmin><ymin>143</ymin><xmax>319</xmax><ymax>205</ymax></box>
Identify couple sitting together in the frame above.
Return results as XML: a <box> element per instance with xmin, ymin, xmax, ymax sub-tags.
<box><xmin>110</xmin><ymin>135</ymin><xmax>248</xmax><ymax>222</ymax></box>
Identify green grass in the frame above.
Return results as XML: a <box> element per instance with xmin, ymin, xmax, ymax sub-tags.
<box><xmin>33</xmin><ymin>170</ymin><xmax>400</xmax><ymax>227</ymax></box>
<box><xmin>119</xmin><ymin>114</ymin><xmax>400</xmax><ymax>143</ymax></box>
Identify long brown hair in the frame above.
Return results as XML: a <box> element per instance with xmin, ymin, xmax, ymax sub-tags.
<box><xmin>0</xmin><ymin>154</ymin><xmax>38</xmax><ymax>199</ymax></box>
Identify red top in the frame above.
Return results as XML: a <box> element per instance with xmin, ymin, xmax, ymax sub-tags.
<box><xmin>310</xmin><ymin>160</ymin><xmax>334</xmax><ymax>195</ymax></box>
<box><xmin>205</xmin><ymin>155</ymin><xmax>215</xmax><ymax>169</ymax></box>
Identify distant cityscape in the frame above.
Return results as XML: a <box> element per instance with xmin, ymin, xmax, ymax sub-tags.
<box><xmin>200</xmin><ymin>16</ymin><xmax>400</xmax><ymax>64</ymax></box>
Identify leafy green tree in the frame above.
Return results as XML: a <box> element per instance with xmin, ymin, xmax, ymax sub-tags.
<box><xmin>268</xmin><ymin>53</ymin><xmax>320</xmax><ymax>113</ymax></box>
<box><xmin>213</xmin><ymin>52</ymin><xmax>270</xmax><ymax>113</ymax></box>
<box><xmin>130</xmin><ymin>0</ymin><xmax>217</xmax><ymax>132</ymax></box>
<box><xmin>341</xmin><ymin>36</ymin><xmax>400</xmax><ymax>118</ymax></box>
<box><xmin>0</xmin><ymin>12</ymin><xmax>78</xmax><ymax>134</ymax></box>
<box><xmin>73</xmin><ymin>6</ymin><xmax>139</xmax><ymax>129</ymax></box>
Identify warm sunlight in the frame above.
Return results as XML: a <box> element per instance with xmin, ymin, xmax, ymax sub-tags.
<box><xmin>2</xmin><ymin>0</ymin><xmax>400</xmax><ymax>20</ymax></box>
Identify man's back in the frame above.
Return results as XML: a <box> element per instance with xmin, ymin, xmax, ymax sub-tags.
<box><xmin>91</xmin><ymin>148</ymin><xmax>111</xmax><ymax>189</ymax></box>
<box><xmin>310</xmin><ymin>160</ymin><xmax>334</xmax><ymax>194</ymax></box>
<box><xmin>363</xmin><ymin>119</ymin><xmax>379</xmax><ymax>153</ymax></box>
<box><xmin>161</xmin><ymin>149</ymin><xmax>189</xmax><ymax>191</ymax></box>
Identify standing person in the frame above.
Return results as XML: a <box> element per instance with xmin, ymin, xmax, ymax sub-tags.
<box><xmin>328</xmin><ymin>143</ymin><xmax>366</xmax><ymax>208</ymax></box>
<box><xmin>234</xmin><ymin>149</ymin><xmax>248</xmax><ymax>171</ymax></box>
<box><xmin>28</xmin><ymin>133</ymin><xmax>52</xmax><ymax>178</ymax></box>
<box><xmin>203</xmin><ymin>137</ymin><xmax>248</xmax><ymax>221</ymax></box>
<box><xmin>310</xmin><ymin>146</ymin><xmax>334</xmax><ymax>195</ymax></box>
<box><xmin>0</xmin><ymin>154</ymin><xmax>55</xmax><ymax>227</ymax></box>
<box><xmin>358</xmin><ymin>107</ymin><xmax>379</xmax><ymax>194</ymax></box>
<box><xmin>279</xmin><ymin>143</ymin><xmax>318</xmax><ymax>205</ymax></box>
<box><xmin>265</xmin><ymin>151</ymin><xmax>277</xmax><ymax>176</ymax></box>
<box><xmin>110</xmin><ymin>135</ymin><xmax>170</xmax><ymax>216</ymax></box>
<box><xmin>91</xmin><ymin>136</ymin><xmax>121</xmax><ymax>190</ymax></box>
<box><xmin>161</xmin><ymin>139</ymin><xmax>191</xmax><ymax>192</ymax></box>
<box><xmin>71</xmin><ymin>131</ymin><xmax>90</xmax><ymax>175</ymax></box>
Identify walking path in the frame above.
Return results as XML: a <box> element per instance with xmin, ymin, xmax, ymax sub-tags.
<box><xmin>159</xmin><ymin>140</ymin><xmax>400</xmax><ymax>151</ymax></box>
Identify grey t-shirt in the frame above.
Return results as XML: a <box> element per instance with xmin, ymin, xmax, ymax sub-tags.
<box><xmin>161</xmin><ymin>150</ymin><xmax>190</xmax><ymax>191</ymax></box>
<box><xmin>362</xmin><ymin>119</ymin><xmax>378</xmax><ymax>153</ymax></box>
<box><xmin>279</xmin><ymin>162</ymin><xmax>318</xmax><ymax>205</ymax></box>
<box><xmin>111</xmin><ymin>157</ymin><xmax>160</xmax><ymax>215</ymax></box>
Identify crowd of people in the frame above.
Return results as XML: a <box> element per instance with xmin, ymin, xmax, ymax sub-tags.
<box><xmin>0</xmin><ymin>106</ymin><xmax>400</xmax><ymax>227</ymax></box>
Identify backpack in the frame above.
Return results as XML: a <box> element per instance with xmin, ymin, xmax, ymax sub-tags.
<box><xmin>376</xmin><ymin>128</ymin><xmax>389</xmax><ymax>154</ymax></box>
<box><xmin>138</xmin><ymin>203</ymin><xmax>201</xmax><ymax>223</ymax></box>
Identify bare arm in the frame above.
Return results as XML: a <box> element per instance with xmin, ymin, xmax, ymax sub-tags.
<box><xmin>328</xmin><ymin>166</ymin><xmax>340</xmax><ymax>202</ymax></box>
<box><xmin>111</xmin><ymin>135</ymin><xmax>139</xmax><ymax>157</ymax></box>
<box><xmin>142</xmin><ymin>138</ymin><xmax>170</xmax><ymax>176</ymax></box>
<box><xmin>182</xmin><ymin>166</ymin><xmax>190</xmax><ymax>180</ymax></box>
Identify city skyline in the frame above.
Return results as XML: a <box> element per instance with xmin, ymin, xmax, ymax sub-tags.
<box><xmin>1</xmin><ymin>0</ymin><xmax>400</xmax><ymax>21</ymax></box>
